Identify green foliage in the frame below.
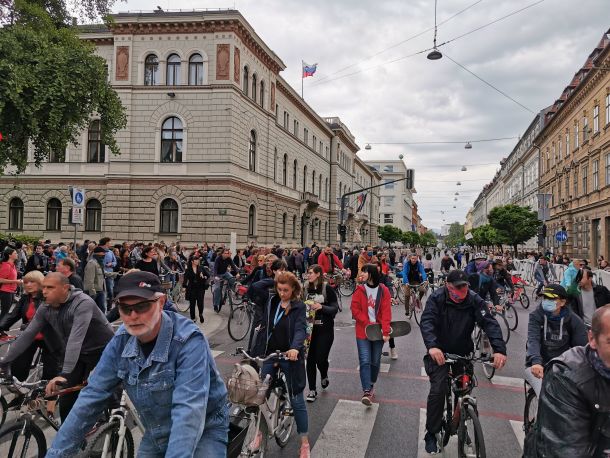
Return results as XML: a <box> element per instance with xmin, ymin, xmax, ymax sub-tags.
<box><xmin>401</xmin><ymin>230</ymin><xmax>420</xmax><ymax>247</ymax></box>
<box><xmin>2</xmin><ymin>0</ymin><xmax>117</xmax><ymax>25</ymax></box>
<box><xmin>0</xmin><ymin>231</ymin><xmax>41</xmax><ymax>245</ymax></box>
<box><xmin>377</xmin><ymin>225</ymin><xmax>402</xmax><ymax>247</ymax></box>
<box><xmin>419</xmin><ymin>230</ymin><xmax>437</xmax><ymax>248</ymax></box>
<box><xmin>444</xmin><ymin>222</ymin><xmax>465</xmax><ymax>248</ymax></box>
<box><xmin>0</xmin><ymin>0</ymin><xmax>126</xmax><ymax>173</ymax></box>
<box><xmin>488</xmin><ymin>204</ymin><xmax>540</xmax><ymax>254</ymax></box>
<box><xmin>471</xmin><ymin>225</ymin><xmax>499</xmax><ymax>248</ymax></box>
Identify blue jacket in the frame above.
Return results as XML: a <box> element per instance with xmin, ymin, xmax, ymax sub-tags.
<box><xmin>560</xmin><ymin>262</ymin><xmax>579</xmax><ymax>291</ymax></box>
<box><xmin>47</xmin><ymin>311</ymin><xmax>228</xmax><ymax>457</ymax></box>
<box><xmin>103</xmin><ymin>248</ymin><xmax>117</xmax><ymax>273</ymax></box>
<box><xmin>402</xmin><ymin>261</ymin><xmax>428</xmax><ymax>284</ymax></box>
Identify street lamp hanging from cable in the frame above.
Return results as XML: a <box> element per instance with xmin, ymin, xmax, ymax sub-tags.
<box><xmin>464</xmin><ymin>142</ymin><xmax>472</xmax><ymax>149</ymax></box>
<box><xmin>427</xmin><ymin>0</ymin><xmax>443</xmax><ymax>60</ymax></box>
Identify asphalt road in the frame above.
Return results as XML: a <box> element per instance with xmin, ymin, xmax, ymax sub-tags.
<box><xmin>0</xmin><ymin>257</ymin><xmax>534</xmax><ymax>457</ymax></box>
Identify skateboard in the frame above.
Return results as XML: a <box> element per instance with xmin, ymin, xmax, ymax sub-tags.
<box><xmin>365</xmin><ymin>321</ymin><xmax>411</xmax><ymax>341</ymax></box>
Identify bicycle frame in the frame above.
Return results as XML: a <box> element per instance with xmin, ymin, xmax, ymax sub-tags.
<box><xmin>101</xmin><ymin>392</ymin><xmax>145</xmax><ymax>458</ymax></box>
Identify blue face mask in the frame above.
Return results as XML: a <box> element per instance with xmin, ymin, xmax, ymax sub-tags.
<box><xmin>541</xmin><ymin>299</ymin><xmax>557</xmax><ymax>313</ymax></box>
<box><xmin>367</xmin><ymin>251</ymin><xmax>373</xmax><ymax>257</ymax></box>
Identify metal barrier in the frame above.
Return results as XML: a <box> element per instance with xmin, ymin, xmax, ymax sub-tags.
<box><xmin>511</xmin><ymin>259</ymin><xmax>610</xmax><ymax>288</ymax></box>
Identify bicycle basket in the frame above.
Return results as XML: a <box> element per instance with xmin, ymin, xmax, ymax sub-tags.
<box><xmin>227</xmin><ymin>363</ymin><xmax>269</xmax><ymax>406</ymax></box>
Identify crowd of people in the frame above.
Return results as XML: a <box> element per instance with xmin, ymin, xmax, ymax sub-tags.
<box><xmin>0</xmin><ymin>237</ymin><xmax>609</xmax><ymax>457</ymax></box>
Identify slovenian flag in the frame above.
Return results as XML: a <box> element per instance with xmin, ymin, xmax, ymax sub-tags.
<box><xmin>302</xmin><ymin>61</ymin><xmax>318</xmax><ymax>78</ymax></box>
<box><xmin>356</xmin><ymin>192</ymin><xmax>368</xmax><ymax>212</ymax></box>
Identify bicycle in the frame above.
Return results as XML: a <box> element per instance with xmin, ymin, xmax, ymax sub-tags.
<box><xmin>523</xmin><ymin>380</ymin><xmax>538</xmax><ymax>435</ymax></box>
<box><xmin>81</xmin><ymin>390</ymin><xmax>145</xmax><ymax>458</ymax></box>
<box><xmin>160</xmin><ymin>272</ymin><xmax>189</xmax><ymax>313</ymax></box>
<box><xmin>472</xmin><ymin>325</ymin><xmax>496</xmax><ymax>380</ymax></box>
<box><xmin>0</xmin><ymin>377</ymin><xmax>85</xmax><ymax>457</ymax></box>
<box><xmin>228</xmin><ymin>300</ymin><xmax>256</xmax><ymax>342</ymax></box>
<box><xmin>436</xmin><ymin>353</ymin><xmax>491</xmax><ymax>458</ymax></box>
<box><xmin>337</xmin><ymin>269</ymin><xmax>356</xmax><ymax>297</ymax></box>
<box><xmin>404</xmin><ymin>282</ymin><xmax>427</xmax><ymax>326</ymax></box>
<box><xmin>323</xmin><ymin>271</ymin><xmax>344</xmax><ymax>312</ymax></box>
<box><xmin>496</xmin><ymin>288</ymin><xmax>519</xmax><ymax>331</ymax></box>
<box><xmin>510</xmin><ymin>274</ymin><xmax>530</xmax><ymax>309</ymax></box>
<box><xmin>230</xmin><ymin>347</ymin><xmax>295</xmax><ymax>457</ymax></box>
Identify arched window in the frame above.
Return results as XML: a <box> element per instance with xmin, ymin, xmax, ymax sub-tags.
<box><xmin>282</xmin><ymin>153</ymin><xmax>288</xmax><ymax>186</ymax></box>
<box><xmin>85</xmin><ymin>199</ymin><xmax>102</xmax><ymax>232</ymax></box>
<box><xmin>303</xmin><ymin>165</ymin><xmax>307</xmax><ymax>192</ymax></box>
<box><xmin>46</xmin><ymin>198</ymin><xmax>62</xmax><ymax>231</ymax></box>
<box><xmin>292</xmin><ymin>159</ymin><xmax>298</xmax><ymax>190</ymax></box>
<box><xmin>282</xmin><ymin>213</ymin><xmax>287</xmax><ymax>238</ymax></box>
<box><xmin>251</xmin><ymin>74</ymin><xmax>257</xmax><ymax>103</ymax></box>
<box><xmin>243</xmin><ymin>66</ymin><xmax>249</xmax><ymax>95</ymax></box>
<box><xmin>248</xmin><ymin>205</ymin><xmax>256</xmax><ymax>237</ymax></box>
<box><xmin>161</xmin><ymin>117</ymin><xmax>183</xmax><ymax>163</ymax></box>
<box><xmin>166</xmin><ymin>53</ymin><xmax>181</xmax><ymax>85</ymax></box>
<box><xmin>292</xmin><ymin>215</ymin><xmax>297</xmax><ymax>239</ymax></box>
<box><xmin>312</xmin><ymin>170</ymin><xmax>316</xmax><ymax>195</ymax></box>
<box><xmin>159</xmin><ymin>198</ymin><xmax>179</xmax><ymax>234</ymax></box>
<box><xmin>87</xmin><ymin>120</ymin><xmax>105</xmax><ymax>163</ymax></box>
<box><xmin>188</xmin><ymin>53</ymin><xmax>204</xmax><ymax>85</ymax></box>
<box><xmin>259</xmin><ymin>80</ymin><xmax>265</xmax><ymax>108</ymax></box>
<box><xmin>248</xmin><ymin>130</ymin><xmax>256</xmax><ymax>172</ymax></box>
<box><xmin>8</xmin><ymin>197</ymin><xmax>23</xmax><ymax>230</ymax></box>
<box><xmin>144</xmin><ymin>54</ymin><xmax>159</xmax><ymax>85</ymax></box>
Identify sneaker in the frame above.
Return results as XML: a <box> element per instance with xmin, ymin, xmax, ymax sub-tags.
<box><xmin>390</xmin><ymin>348</ymin><xmax>398</xmax><ymax>360</ymax></box>
<box><xmin>306</xmin><ymin>390</ymin><xmax>317</xmax><ymax>402</ymax></box>
<box><xmin>361</xmin><ymin>390</ymin><xmax>373</xmax><ymax>406</ymax></box>
<box><xmin>199</xmin><ymin>314</ymin><xmax>204</xmax><ymax>323</ymax></box>
<box><xmin>424</xmin><ymin>431</ymin><xmax>440</xmax><ymax>454</ymax></box>
<box><xmin>299</xmin><ymin>442</ymin><xmax>311</xmax><ymax>458</ymax></box>
<box><xmin>321</xmin><ymin>377</ymin><xmax>329</xmax><ymax>389</ymax></box>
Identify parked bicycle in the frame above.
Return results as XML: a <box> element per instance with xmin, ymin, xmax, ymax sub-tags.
<box><xmin>436</xmin><ymin>353</ymin><xmax>492</xmax><ymax>458</ymax></box>
<box><xmin>229</xmin><ymin>347</ymin><xmax>295</xmax><ymax>457</ymax></box>
<box><xmin>228</xmin><ymin>300</ymin><xmax>256</xmax><ymax>342</ymax></box>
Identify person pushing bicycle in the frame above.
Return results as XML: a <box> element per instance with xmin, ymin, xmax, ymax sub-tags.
<box><xmin>420</xmin><ymin>269</ymin><xmax>507</xmax><ymax>454</ymax></box>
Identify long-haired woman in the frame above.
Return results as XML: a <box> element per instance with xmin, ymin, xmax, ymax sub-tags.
<box><xmin>0</xmin><ymin>248</ymin><xmax>22</xmax><ymax>319</ymax></box>
<box><xmin>183</xmin><ymin>255</ymin><xmax>210</xmax><ymax>323</ymax></box>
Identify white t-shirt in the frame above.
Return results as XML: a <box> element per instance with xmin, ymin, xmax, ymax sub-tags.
<box><xmin>581</xmin><ymin>288</ymin><xmax>596</xmax><ymax>326</ymax></box>
<box><xmin>364</xmin><ymin>284</ymin><xmax>379</xmax><ymax>324</ymax></box>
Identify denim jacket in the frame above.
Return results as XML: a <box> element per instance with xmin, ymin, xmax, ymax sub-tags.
<box><xmin>47</xmin><ymin>311</ymin><xmax>228</xmax><ymax>457</ymax></box>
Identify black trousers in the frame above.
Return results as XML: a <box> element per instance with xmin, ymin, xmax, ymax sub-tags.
<box><xmin>11</xmin><ymin>340</ymin><xmax>60</xmax><ymax>382</ymax></box>
<box><xmin>306</xmin><ymin>325</ymin><xmax>334</xmax><ymax>390</ymax></box>
<box><xmin>60</xmin><ymin>348</ymin><xmax>105</xmax><ymax>423</ymax></box>
<box><xmin>0</xmin><ymin>291</ymin><xmax>13</xmax><ymax>319</ymax></box>
<box><xmin>188</xmin><ymin>288</ymin><xmax>205</xmax><ymax>320</ymax></box>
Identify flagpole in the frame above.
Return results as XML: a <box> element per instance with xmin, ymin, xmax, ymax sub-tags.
<box><xmin>301</xmin><ymin>60</ymin><xmax>304</xmax><ymax>99</ymax></box>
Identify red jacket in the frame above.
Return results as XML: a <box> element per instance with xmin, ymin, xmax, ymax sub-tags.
<box><xmin>318</xmin><ymin>252</ymin><xmax>344</xmax><ymax>274</ymax></box>
<box><xmin>350</xmin><ymin>284</ymin><xmax>391</xmax><ymax>339</ymax></box>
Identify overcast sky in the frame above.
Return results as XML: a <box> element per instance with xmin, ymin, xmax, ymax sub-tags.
<box><xmin>115</xmin><ymin>0</ymin><xmax>609</xmax><ymax>231</ymax></box>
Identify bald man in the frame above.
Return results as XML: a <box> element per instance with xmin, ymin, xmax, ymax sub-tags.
<box><xmin>0</xmin><ymin>272</ymin><xmax>114</xmax><ymax>421</ymax></box>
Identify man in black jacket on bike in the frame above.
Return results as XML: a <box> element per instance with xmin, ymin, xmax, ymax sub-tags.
<box><xmin>420</xmin><ymin>270</ymin><xmax>507</xmax><ymax>454</ymax></box>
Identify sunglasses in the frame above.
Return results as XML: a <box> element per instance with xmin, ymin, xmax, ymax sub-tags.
<box><xmin>116</xmin><ymin>299</ymin><xmax>157</xmax><ymax>315</ymax></box>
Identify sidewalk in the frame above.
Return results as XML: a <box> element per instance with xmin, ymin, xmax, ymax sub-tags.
<box><xmin>175</xmin><ymin>294</ymin><xmax>225</xmax><ymax>339</ymax></box>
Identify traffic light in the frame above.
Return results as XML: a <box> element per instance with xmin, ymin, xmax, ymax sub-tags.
<box><xmin>338</xmin><ymin>224</ymin><xmax>347</xmax><ymax>236</ymax></box>
<box><xmin>541</xmin><ymin>224</ymin><xmax>547</xmax><ymax>237</ymax></box>
<box><xmin>406</xmin><ymin>169</ymin><xmax>414</xmax><ymax>189</ymax></box>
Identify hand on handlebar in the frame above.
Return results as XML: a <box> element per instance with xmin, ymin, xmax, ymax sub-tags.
<box><xmin>286</xmin><ymin>349</ymin><xmax>299</xmax><ymax>361</ymax></box>
<box><xmin>428</xmin><ymin>347</ymin><xmax>445</xmax><ymax>366</ymax></box>
<box><xmin>45</xmin><ymin>376</ymin><xmax>68</xmax><ymax>397</ymax></box>
<box><xmin>492</xmin><ymin>353</ymin><xmax>507</xmax><ymax>369</ymax></box>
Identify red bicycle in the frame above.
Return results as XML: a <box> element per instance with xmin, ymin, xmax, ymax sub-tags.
<box><xmin>510</xmin><ymin>274</ymin><xmax>530</xmax><ymax>309</ymax></box>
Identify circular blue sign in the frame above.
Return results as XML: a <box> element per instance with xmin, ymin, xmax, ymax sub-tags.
<box><xmin>555</xmin><ymin>231</ymin><xmax>568</xmax><ymax>243</ymax></box>
<box><xmin>74</xmin><ymin>192</ymin><xmax>83</xmax><ymax>204</ymax></box>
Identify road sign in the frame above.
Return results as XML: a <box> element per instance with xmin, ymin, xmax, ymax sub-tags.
<box><xmin>71</xmin><ymin>187</ymin><xmax>85</xmax><ymax>207</ymax></box>
<box><xmin>555</xmin><ymin>230</ymin><xmax>568</xmax><ymax>243</ymax></box>
<box><xmin>71</xmin><ymin>207</ymin><xmax>84</xmax><ymax>225</ymax></box>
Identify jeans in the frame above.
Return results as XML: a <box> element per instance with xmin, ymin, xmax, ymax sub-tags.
<box><xmin>261</xmin><ymin>359</ymin><xmax>308</xmax><ymax>435</ymax></box>
<box><xmin>356</xmin><ymin>338</ymin><xmax>383</xmax><ymax>391</ymax></box>
<box><xmin>212</xmin><ymin>273</ymin><xmax>236</xmax><ymax>310</ymax></box>
<box><xmin>105</xmin><ymin>276</ymin><xmax>115</xmax><ymax>303</ymax></box>
<box><xmin>93</xmin><ymin>291</ymin><xmax>107</xmax><ymax>314</ymax></box>
<box><xmin>524</xmin><ymin>366</ymin><xmax>543</xmax><ymax>397</ymax></box>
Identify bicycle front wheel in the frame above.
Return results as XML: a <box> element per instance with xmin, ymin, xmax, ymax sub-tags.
<box><xmin>275</xmin><ymin>398</ymin><xmax>295</xmax><ymax>447</ymax></box>
<box><xmin>523</xmin><ymin>388</ymin><xmax>538</xmax><ymax>435</ymax></box>
<box><xmin>83</xmin><ymin>421</ymin><xmax>135</xmax><ymax>458</ymax></box>
<box><xmin>241</xmin><ymin>413</ymin><xmax>268</xmax><ymax>457</ymax></box>
<box><xmin>339</xmin><ymin>279</ymin><xmax>355</xmax><ymax>297</ymax></box>
<box><xmin>519</xmin><ymin>292</ymin><xmax>530</xmax><ymax>309</ymax></box>
<box><xmin>228</xmin><ymin>305</ymin><xmax>252</xmax><ymax>342</ymax></box>
<box><xmin>0</xmin><ymin>395</ymin><xmax>8</xmax><ymax>429</ymax></box>
<box><xmin>504</xmin><ymin>304</ymin><xmax>518</xmax><ymax>331</ymax></box>
<box><xmin>495</xmin><ymin>312</ymin><xmax>511</xmax><ymax>344</ymax></box>
<box><xmin>0</xmin><ymin>420</ymin><xmax>47</xmax><ymax>458</ymax></box>
<box><xmin>413</xmin><ymin>297</ymin><xmax>424</xmax><ymax>327</ymax></box>
<box><xmin>458</xmin><ymin>405</ymin><xmax>486</xmax><ymax>458</ymax></box>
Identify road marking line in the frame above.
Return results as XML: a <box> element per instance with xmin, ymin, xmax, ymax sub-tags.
<box><xmin>356</xmin><ymin>363</ymin><xmax>390</xmax><ymax>373</ymax></box>
<box><xmin>490</xmin><ymin>375</ymin><xmax>523</xmax><ymax>388</ymax></box>
<box><xmin>510</xmin><ymin>420</ymin><xmax>525</xmax><ymax>450</ymax></box>
<box><xmin>417</xmin><ymin>408</ymin><xmax>459</xmax><ymax>458</ymax></box>
<box><xmin>312</xmin><ymin>399</ymin><xmax>378</xmax><ymax>458</ymax></box>
<box><xmin>211</xmin><ymin>350</ymin><xmax>224</xmax><ymax>359</ymax></box>
<box><xmin>420</xmin><ymin>367</ymin><xmax>426</xmax><ymax>377</ymax></box>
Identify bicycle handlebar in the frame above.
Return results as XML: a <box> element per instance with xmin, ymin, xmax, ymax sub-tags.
<box><xmin>233</xmin><ymin>347</ymin><xmax>288</xmax><ymax>363</ymax></box>
<box><xmin>444</xmin><ymin>353</ymin><xmax>493</xmax><ymax>364</ymax></box>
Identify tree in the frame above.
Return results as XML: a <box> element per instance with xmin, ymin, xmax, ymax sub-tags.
<box><xmin>488</xmin><ymin>204</ymin><xmax>540</xmax><ymax>255</ymax></box>
<box><xmin>420</xmin><ymin>230</ymin><xmax>437</xmax><ymax>248</ymax></box>
<box><xmin>401</xmin><ymin>230</ymin><xmax>420</xmax><ymax>248</ymax></box>
<box><xmin>0</xmin><ymin>1</ymin><xmax>126</xmax><ymax>173</ymax></box>
<box><xmin>444</xmin><ymin>222</ymin><xmax>465</xmax><ymax>248</ymax></box>
<box><xmin>378</xmin><ymin>225</ymin><xmax>402</xmax><ymax>247</ymax></box>
<box><xmin>471</xmin><ymin>225</ymin><xmax>499</xmax><ymax>249</ymax></box>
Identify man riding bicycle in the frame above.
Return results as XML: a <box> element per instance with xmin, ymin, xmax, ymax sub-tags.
<box><xmin>534</xmin><ymin>256</ymin><xmax>554</xmax><ymax>297</ymax></box>
<box><xmin>420</xmin><ymin>269</ymin><xmax>507</xmax><ymax>454</ymax></box>
<box><xmin>402</xmin><ymin>253</ymin><xmax>428</xmax><ymax>314</ymax></box>
<box><xmin>212</xmin><ymin>248</ymin><xmax>238</xmax><ymax>312</ymax></box>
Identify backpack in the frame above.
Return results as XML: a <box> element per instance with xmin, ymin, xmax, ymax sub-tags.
<box><xmin>227</xmin><ymin>362</ymin><xmax>269</xmax><ymax>406</ymax></box>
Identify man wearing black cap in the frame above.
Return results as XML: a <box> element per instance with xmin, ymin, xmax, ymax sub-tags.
<box><xmin>420</xmin><ymin>269</ymin><xmax>507</xmax><ymax>454</ymax></box>
<box><xmin>47</xmin><ymin>271</ymin><xmax>229</xmax><ymax>457</ymax></box>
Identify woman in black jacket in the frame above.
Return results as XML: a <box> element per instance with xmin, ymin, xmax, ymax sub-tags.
<box><xmin>250</xmin><ymin>271</ymin><xmax>310</xmax><ymax>457</ymax></box>
<box><xmin>183</xmin><ymin>255</ymin><xmax>209</xmax><ymax>323</ymax></box>
<box><xmin>0</xmin><ymin>270</ymin><xmax>60</xmax><ymax>386</ymax></box>
<box><xmin>303</xmin><ymin>264</ymin><xmax>339</xmax><ymax>402</ymax></box>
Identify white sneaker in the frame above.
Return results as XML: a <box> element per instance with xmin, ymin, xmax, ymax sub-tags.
<box><xmin>306</xmin><ymin>390</ymin><xmax>317</xmax><ymax>402</ymax></box>
<box><xmin>390</xmin><ymin>348</ymin><xmax>398</xmax><ymax>360</ymax></box>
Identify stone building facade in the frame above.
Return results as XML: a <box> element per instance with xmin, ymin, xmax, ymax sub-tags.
<box><xmin>538</xmin><ymin>30</ymin><xmax>610</xmax><ymax>261</ymax></box>
<box><xmin>0</xmin><ymin>10</ymin><xmax>380</xmax><ymax>247</ymax></box>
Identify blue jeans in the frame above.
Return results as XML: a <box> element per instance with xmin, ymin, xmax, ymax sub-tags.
<box><xmin>93</xmin><ymin>291</ymin><xmax>106</xmax><ymax>314</ymax></box>
<box><xmin>356</xmin><ymin>338</ymin><xmax>383</xmax><ymax>391</ymax></box>
<box><xmin>105</xmin><ymin>276</ymin><xmax>115</xmax><ymax>303</ymax></box>
<box><xmin>212</xmin><ymin>273</ymin><xmax>235</xmax><ymax>310</ymax></box>
<box><xmin>261</xmin><ymin>359</ymin><xmax>308</xmax><ymax>435</ymax></box>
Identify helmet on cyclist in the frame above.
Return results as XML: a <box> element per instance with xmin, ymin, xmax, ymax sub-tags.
<box><xmin>474</xmin><ymin>253</ymin><xmax>486</xmax><ymax>261</ymax></box>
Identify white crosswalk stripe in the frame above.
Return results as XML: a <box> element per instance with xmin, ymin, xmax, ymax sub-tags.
<box><xmin>356</xmin><ymin>363</ymin><xmax>390</xmax><ymax>373</ymax></box>
<box><xmin>417</xmin><ymin>408</ymin><xmax>459</xmax><ymax>458</ymax></box>
<box><xmin>312</xmin><ymin>400</ymin><xmax>379</xmax><ymax>458</ymax></box>
<box><xmin>211</xmin><ymin>350</ymin><xmax>224</xmax><ymax>359</ymax></box>
<box><xmin>490</xmin><ymin>375</ymin><xmax>524</xmax><ymax>388</ymax></box>
<box><xmin>510</xmin><ymin>420</ymin><xmax>525</xmax><ymax>450</ymax></box>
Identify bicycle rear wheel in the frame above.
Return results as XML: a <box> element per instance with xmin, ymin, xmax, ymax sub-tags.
<box><xmin>503</xmin><ymin>304</ymin><xmax>518</xmax><ymax>331</ymax></box>
<box><xmin>519</xmin><ymin>292</ymin><xmax>530</xmax><ymax>309</ymax></box>
<box><xmin>494</xmin><ymin>313</ymin><xmax>511</xmax><ymax>344</ymax></box>
<box><xmin>458</xmin><ymin>405</ymin><xmax>486</xmax><ymax>458</ymax></box>
<box><xmin>228</xmin><ymin>305</ymin><xmax>252</xmax><ymax>342</ymax></box>
<box><xmin>0</xmin><ymin>420</ymin><xmax>47</xmax><ymax>458</ymax></box>
<box><xmin>523</xmin><ymin>388</ymin><xmax>538</xmax><ymax>434</ymax></box>
<box><xmin>0</xmin><ymin>395</ymin><xmax>7</xmax><ymax>429</ymax></box>
<box><xmin>83</xmin><ymin>420</ymin><xmax>135</xmax><ymax>458</ymax></box>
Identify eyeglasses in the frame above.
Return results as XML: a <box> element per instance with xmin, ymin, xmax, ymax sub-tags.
<box><xmin>116</xmin><ymin>299</ymin><xmax>157</xmax><ymax>315</ymax></box>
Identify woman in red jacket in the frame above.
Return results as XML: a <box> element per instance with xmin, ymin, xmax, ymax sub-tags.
<box><xmin>351</xmin><ymin>263</ymin><xmax>392</xmax><ymax>406</ymax></box>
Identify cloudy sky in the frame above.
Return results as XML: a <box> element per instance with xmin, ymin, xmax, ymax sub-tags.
<box><xmin>115</xmin><ymin>0</ymin><xmax>609</xmax><ymax>231</ymax></box>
